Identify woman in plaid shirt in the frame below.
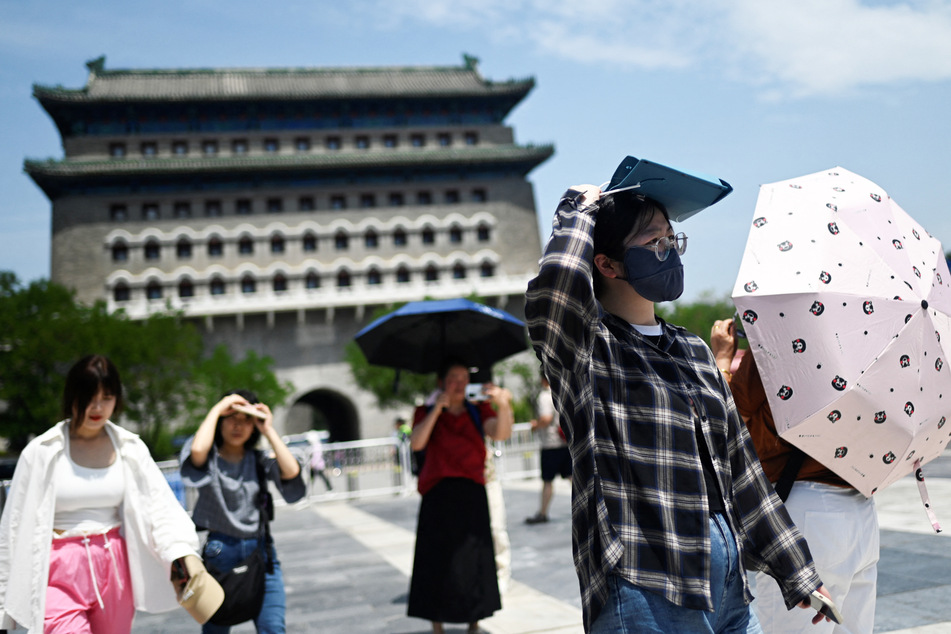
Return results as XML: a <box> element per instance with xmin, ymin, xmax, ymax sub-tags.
<box><xmin>525</xmin><ymin>178</ymin><xmax>833</xmax><ymax>633</ymax></box>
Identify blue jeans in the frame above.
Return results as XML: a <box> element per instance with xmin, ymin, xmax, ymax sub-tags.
<box><xmin>591</xmin><ymin>514</ymin><xmax>763</xmax><ymax>634</ymax></box>
<box><xmin>201</xmin><ymin>533</ymin><xmax>286</xmax><ymax>634</ymax></box>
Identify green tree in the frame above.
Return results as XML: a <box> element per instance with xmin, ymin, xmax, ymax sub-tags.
<box><xmin>0</xmin><ymin>273</ymin><xmax>88</xmax><ymax>449</ymax></box>
<box><xmin>0</xmin><ymin>273</ymin><xmax>292</xmax><ymax>458</ymax></box>
<box><xmin>657</xmin><ymin>292</ymin><xmax>745</xmax><ymax>349</ymax></box>
<box><xmin>183</xmin><ymin>344</ymin><xmax>295</xmax><ymax>435</ymax></box>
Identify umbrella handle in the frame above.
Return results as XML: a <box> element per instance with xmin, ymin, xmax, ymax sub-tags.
<box><xmin>913</xmin><ymin>458</ymin><xmax>942</xmax><ymax>534</ymax></box>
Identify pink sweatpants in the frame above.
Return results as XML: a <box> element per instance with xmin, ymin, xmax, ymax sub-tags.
<box><xmin>45</xmin><ymin>526</ymin><xmax>135</xmax><ymax>634</ymax></box>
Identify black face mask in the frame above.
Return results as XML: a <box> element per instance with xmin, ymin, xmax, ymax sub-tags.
<box><xmin>621</xmin><ymin>247</ymin><xmax>684</xmax><ymax>303</ymax></box>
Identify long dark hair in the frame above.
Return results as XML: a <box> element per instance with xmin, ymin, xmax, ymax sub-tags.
<box><xmin>62</xmin><ymin>355</ymin><xmax>123</xmax><ymax>431</ymax></box>
<box><xmin>213</xmin><ymin>389</ymin><xmax>262</xmax><ymax>450</ymax></box>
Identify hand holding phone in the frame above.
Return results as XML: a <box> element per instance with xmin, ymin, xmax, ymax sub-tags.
<box><xmin>465</xmin><ymin>383</ymin><xmax>488</xmax><ymax>402</ymax></box>
<box><xmin>809</xmin><ymin>590</ymin><xmax>843</xmax><ymax>624</ymax></box>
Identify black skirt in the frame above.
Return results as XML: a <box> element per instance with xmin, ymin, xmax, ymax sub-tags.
<box><xmin>407</xmin><ymin>477</ymin><xmax>502</xmax><ymax>623</ymax></box>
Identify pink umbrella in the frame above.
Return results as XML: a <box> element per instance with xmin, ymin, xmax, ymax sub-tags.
<box><xmin>732</xmin><ymin>167</ymin><xmax>951</xmax><ymax>521</ymax></box>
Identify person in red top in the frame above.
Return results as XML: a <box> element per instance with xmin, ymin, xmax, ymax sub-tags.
<box><xmin>407</xmin><ymin>359</ymin><xmax>514</xmax><ymax>634</ymax></box>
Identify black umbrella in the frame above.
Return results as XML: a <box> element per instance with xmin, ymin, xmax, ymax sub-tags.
<box><xmin>354</xmin><ymin>298</ymin><xmax>528</xmax><ymax>374</ymax></box>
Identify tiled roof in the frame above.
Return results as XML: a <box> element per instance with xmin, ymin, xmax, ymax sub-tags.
<box><xmin>33</xmin><ymin>55</ymin><xmax>534</xmax><ymax>103</ymax></box>
<box><xmin>24</xmin><ymin>145</ymin><xmax>554</xmax><ymax>177</ymax></box>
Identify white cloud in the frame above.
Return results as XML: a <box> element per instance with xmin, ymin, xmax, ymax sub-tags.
<box><xmin>724</xmin><ymin>0</ymin><xmax>951</xmax><ymax>97</ymax></box>
<box><xmin>360</xmin><ymin>0</ymin><xmax>951</xmax><ymax>98</ymax></box>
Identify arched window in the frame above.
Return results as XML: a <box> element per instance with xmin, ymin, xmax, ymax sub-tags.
<box><xmin>480</xmin><ymin>262</ymin><xmax>495</xmax><ymax>278</ymax></box>
<box><xmin>305</xmin><ymin>272</ymin><xmax>320</xmax><ymax>289</ymax></box>
<box><xmin>365</xmin><ymin>230</ymin><xmax>378</xmax><ymax>249</ymax></box>
<box><xmin>396</xmin><ymin>266</ymin><xmax>410</xmax><ymax>284</ymax></box>
<box><xmin>337</xmin><ymin>270</ymin><xmax>352</xmax><ymax>287</ymax></box>
<box><xmin>452</xmin><ymin>263</ymin><xmax>467</xmax><ymax>279</ymax></box>
<box><xmin>178</xmin><ymin>279</ymin><xmax>194</xmax><ymax>298</ymax></box>
<box><xmin>238</xmin><ymin>236</ymin><xmax>254</xmax><ymax>255</ymax></box>
<box><xmin>210</xmin><ymin>277</ymin><xmax>226</xmax><ymax>296</ymax></box>
<box><xmin>367</xmin><ymin>268</ymin><xmax>382</xmax><ymax>285</ymax></box>
<box><xmin>271</xmin><ymin>235</ymin><xmax>285</xmax><ymax>254</ymax></box>
<box><xmin>208</xmin><ymin>237</ymin><xmax>223</xmax><ymax>257</ymax></box>
<box><xmin>421</xmin><ymin>228</ymin><xmax>435</xmax><ymax>245</ymax></box>
<box><xmin>273</xmin><ymin>274</ymin><xmax>288</xmax><ymax>293</ymax></box>
<box><xmin>334</xmin><ymin>231</ymin><xmax>349</xmax><ymax>250</ymax></box>
<box><xmin>146</xmin><ymin>280</ymin><xmax>163</xmax><ymax>300</ymax></box>
<box><xmin>111</xmin><ymin>242</ymin><xmax>129</xmax><ymax>262</ymax></box>
<box><xmin>477</xmin><ymin>223</ymin><xmax>491</xmax><ymax>242</ymax></box>
<box><xmin>144</xmin><ymin>239</ymin><xmax>161</xmax><ymax>260</ymax></box>
<box><xmin>113</xmin><ymin>282</ymin><xmax>130</xmax><ymax>302</ymax></box>
<box><xmin>302</xmin><ymin>233</ymin><xmax>317</xmax><ymax>252</ymax></box>
<box><xmin>449</xmin><ymin>225</ymin><xmax>463</xmax><ymax>244</ymax></box>
<box><xmin>425</xmin><ymin>264</ymin><xmax>439</xmax><ymax>282</ymax></box>
<box><xmin>393</xmin><ymin>228</ymin><xmax>407</xmax><ymax>246</ymax></box>
<box><xmin>176</xmin><ymin>238</ymin><xmax>192</xmax><ymax>259</ymax></box>
<box><xmin>241</xmin><ymin>275</ymin><xmax>256</xmax><ymax>294</ymax></box>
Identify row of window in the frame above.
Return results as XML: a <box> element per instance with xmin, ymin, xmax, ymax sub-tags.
<box><xmin>108</xmin><ymin>130</ymin><xmax>480</xmax><ymax>158</ymax></box>
<box><xmin>108</xmin><ymin>188</ymin><xmax>489</xmax><ymax>221</ymax></box>
<box><xmin>113</xmin><ymin>262</ymin><xmax>497</xmax><ymax>302</ymax></box>
<box><xmin>111</xmin><ymin>225</ymin><xmax>492</xmax><ymax>262</ymax></box>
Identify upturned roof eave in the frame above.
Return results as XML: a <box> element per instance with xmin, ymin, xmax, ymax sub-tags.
<box><xmin>31</xmin><ymin>78</ymin><xmax>535</xmax><ymax>104</ymax></box>
<box><xmin>24</xmin><ymin>145</ymin><xmax>553</xmax><ymax>176</ymax></box>
<box><xmin>24</xmin><ymin>145</ymin><xmax>555</xmax><ymax>199</ymax></box>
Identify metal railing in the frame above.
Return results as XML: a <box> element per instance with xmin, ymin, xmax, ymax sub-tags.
<box><xmin>2</xmin><ymin>423</ymin><xmax>543</xmax><ymax>516</ymax></box>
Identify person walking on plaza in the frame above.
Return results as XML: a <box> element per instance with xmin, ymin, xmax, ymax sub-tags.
<box><xmin>712</xmin><ymin>318</ymin><xmax>879</xmax><ymax>633</ymax></box>
<box><xmin>525</xmin><ymin>172</ymin><xmax>833</xmax><ymax>633</ymax></box>
<box><xmin>525</xmin><ymin>375</ymin><xmax>571</xmax><ymax>525</ymax></box>
<box><xmin>407</xmin><ymin>359</ymin><xmax>514</xmax><ymax>634</ymax></box>
<box><xmin>180</xmin><ymin>390</ymin><xmax>305</xmax><ymax>634</ymax></box>
<box><xmin>306</xmin><ymin>430</ymin><xmax>332</xmax><ymax>493</ymax></box>
<box><xmin>0</xmin><ymin>354</ymin><xmax>201</xmax><ymax>633</ymax></box>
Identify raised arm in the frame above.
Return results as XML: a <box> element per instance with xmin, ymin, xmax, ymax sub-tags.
<box><xmin>251</xmin><ymin>403</ymin><xmax>301</xmax><ymax>481</ymax></box>
<box><xmin>525</xmin><ymin>186</ymin><xmax>603</xmax><ymax>377</ymax></box>
<box><xmin>188</xmin><ymin>393</ymin><xmax>250</xmax><ymax>468</ymax></box>
<box><xmin>482</xmin><ymin>385</ymin><xmax>514</xmax><ymax>442</ymax></box>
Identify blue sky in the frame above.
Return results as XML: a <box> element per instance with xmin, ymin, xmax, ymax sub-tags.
<box><xmin>2</xmin><ymin>0</ymin><xmax>950</xmax><ymax>303</ymax></box>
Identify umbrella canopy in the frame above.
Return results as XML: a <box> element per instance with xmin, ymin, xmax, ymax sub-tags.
<box><xmin>354</xmin><ymin>298</ymin><xmax>528</xmax><ymax>374</ymax></box>
<box><xmin>732</xmin><ymin>167</ymin><xmax>951</xmax><ymax>497</ymax></box>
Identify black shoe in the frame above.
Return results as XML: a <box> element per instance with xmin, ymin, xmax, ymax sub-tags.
<box><xmin>524</xmin><ymin>513</ymin><xmax>549</xmax><ymax>525</ymax></box>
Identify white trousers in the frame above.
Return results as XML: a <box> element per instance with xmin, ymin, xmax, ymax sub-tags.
<box><xmin>752</xmin><ymin>481</ymin><xmax>879</xmax><ymax>634</ymax></box>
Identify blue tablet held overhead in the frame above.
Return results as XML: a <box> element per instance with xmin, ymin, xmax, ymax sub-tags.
<box><xmin>603</xmin><ymin>156</ymin><xmax>733</xmax><ymax>222</ymax></box>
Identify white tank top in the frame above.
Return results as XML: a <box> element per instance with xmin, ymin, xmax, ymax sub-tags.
<box><xmin>53</xmin><ymin>435</ymin><xmax>124</xmax><ymax>536</ymax></box>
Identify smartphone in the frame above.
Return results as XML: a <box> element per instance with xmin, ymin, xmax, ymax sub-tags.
<box><xmin>809</xmin><ymin>590</ymin><xmax>843</xmax><ymax>624</ymax></box>
<box><xmin>231</xmin><ymin>403</ymin><xmax>267</xmax><ymax>419</ymax></box>
<box><xmin>465</xmin><ymin>383</ymin><xmax>487</xmax><ymax>402</ymax></box>
<box><xmin>732</xmin><ymin>312</ymin><xmax>747</xmax><ymax>339</ymax></box>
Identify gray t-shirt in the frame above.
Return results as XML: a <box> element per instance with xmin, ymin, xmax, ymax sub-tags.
<box><xmin>180</xmin><ymin>437</ymin><xmax>305</xmax><ymax>539</ymax></box>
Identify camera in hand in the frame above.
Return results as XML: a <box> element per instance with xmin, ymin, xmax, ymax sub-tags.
<box><xmin>465</xmin><ymin>383</ymin><xmax>488</xmax><ymax>401</ymax></box>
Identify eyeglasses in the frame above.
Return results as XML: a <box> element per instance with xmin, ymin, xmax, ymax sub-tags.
<box><xmin>630</xmin><ymin>233</ymin><xmax>688</xmax><ymax>262</ymax></box>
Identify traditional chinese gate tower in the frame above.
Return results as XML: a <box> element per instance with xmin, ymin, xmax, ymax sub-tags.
<box><xmin>26</xmin><ymin>55</ymin><xmax>552</xmax><ymax>439</ymax></box>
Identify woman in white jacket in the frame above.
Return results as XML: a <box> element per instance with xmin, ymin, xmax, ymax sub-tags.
<box><xmin>0</xmin><ymin>355</ymin><xmax>201</xmax><ymax>633</ymax></box>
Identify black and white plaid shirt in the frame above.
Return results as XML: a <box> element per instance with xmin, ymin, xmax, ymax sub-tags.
<box><xmin>525</xmin><ymin>191</ymin><xmax>820</xmax><ymax>631</ymax></box>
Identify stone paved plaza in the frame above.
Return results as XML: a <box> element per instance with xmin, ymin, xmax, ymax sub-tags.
<box><xmin>133</xmin><ymin>458</ymin><xmax>951</xmax><ymax>633</ymax></box>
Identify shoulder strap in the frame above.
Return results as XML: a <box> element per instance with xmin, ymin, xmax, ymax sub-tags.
<box><xmin>254</xmin><ymin>451</ymin><xmax>275</xmax><ymax>572</ymax></box>
<box><xmin>464</xmin><ymin>400</ymin><xmax>484</xmax><ymax>437</ymax></box>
